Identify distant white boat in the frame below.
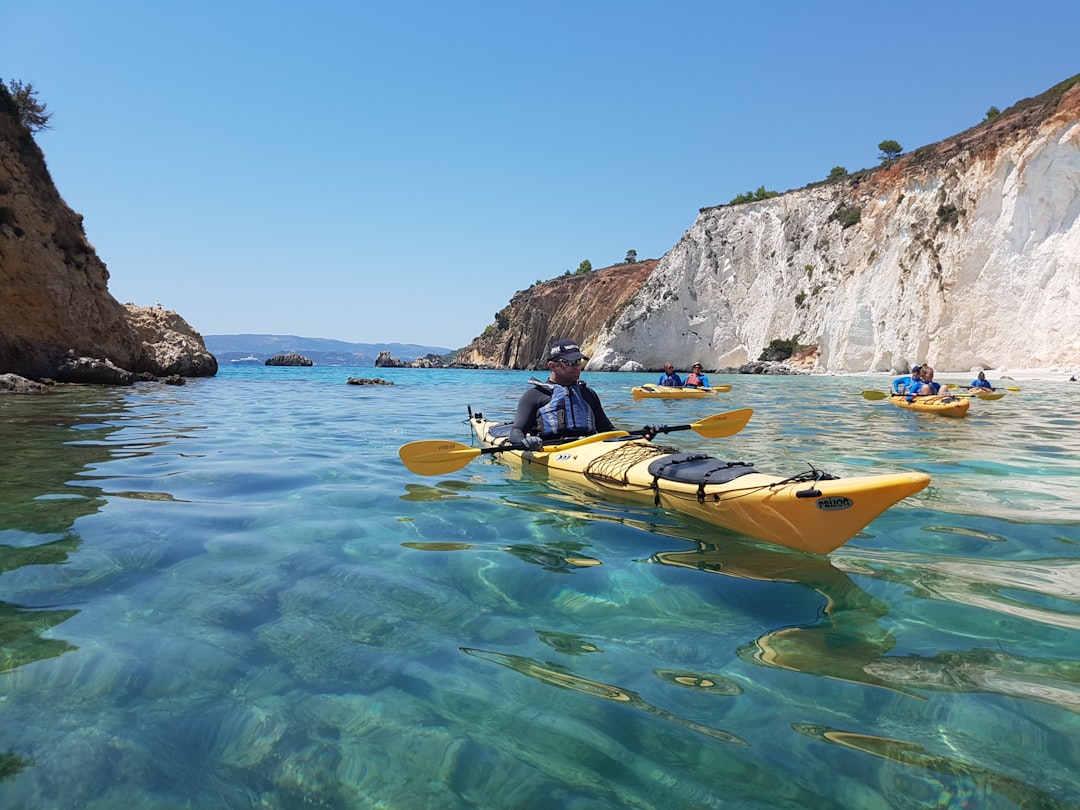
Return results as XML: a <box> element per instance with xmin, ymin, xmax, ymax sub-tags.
<box><xmin>231</xmin><ymin>355</ymin><xmax>260</xmax><ymax>364</ymax></box>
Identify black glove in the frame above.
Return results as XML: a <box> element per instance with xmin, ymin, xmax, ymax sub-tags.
<box><xmin>642</xmin><ymin>425</ymin><xmax>659</xmax><ymax>441</ymax></box>
<box><xmin>521</xmin><ymin>435</ymin><xmax>544</xmax><ymax>450</ymax></box>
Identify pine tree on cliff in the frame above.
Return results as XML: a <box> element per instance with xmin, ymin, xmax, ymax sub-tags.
<box><xmin>0</xmin><ymin>79</ymin><xmax>53</xmax><ymax>133</ymax></box>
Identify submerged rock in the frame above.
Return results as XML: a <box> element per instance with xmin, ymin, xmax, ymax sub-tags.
<box><xmin>54</xmin><ymin>353</ymin><xmax>135</xmax><ymax>385</ymax></box>
<box><xmin>0</xmin><ymin>373</ymin><xmax>50</xmax><ymax>393</ymax></box>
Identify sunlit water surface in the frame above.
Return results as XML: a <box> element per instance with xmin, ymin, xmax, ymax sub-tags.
<box><xmin>2</xmin><ymin>366</ymin><xmax>1078</xmax><ymax>809</ymax></box>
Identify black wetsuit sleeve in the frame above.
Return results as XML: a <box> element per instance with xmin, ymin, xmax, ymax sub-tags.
<box><xmin>509</xmin><ymin>388</ymin><xmax>550</xmax><ymax>443</ymax></box>
<box><xmin>583</xmin><ymin>387</ymin><xmax>615</xmax><ymax>432</ymax></box>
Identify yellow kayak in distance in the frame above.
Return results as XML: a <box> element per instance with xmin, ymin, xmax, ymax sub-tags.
<box><xmin>944</xmin><ymin>382</ymin><xmax>1014</xmax><ymax>398</ymax></box>
<box><xmin>889</xmin><ymin>394</ymin><xmax>971</xmax><ymax>417</ymax></box>
<box><xmin>632</xmin><ymin>384</ymin><xmax>730</xmax><ymax>399</ymax></box>
<box><xmin>467</xmin><ymin>413</ymin><xmax>930</xmax><ymax>555</ymax></box>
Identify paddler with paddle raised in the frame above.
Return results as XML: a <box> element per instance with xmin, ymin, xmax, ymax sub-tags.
<box><xmin>510</xmin><ymin>338</ymin><xmax>658</xmax><ymax>450</ymax></box>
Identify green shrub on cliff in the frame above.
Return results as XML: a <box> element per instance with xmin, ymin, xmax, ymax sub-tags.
<box><xmin>0</xmin><ymin>79</ymin><xmax>52</xmax><ymax>133</ymax></box>
<box><xmin>877</xmin><ymin>139</ymin><xmax>903</xmax><ymax>162</ymax></box>
<box><xmin>758</xmin><ymin>336</ymin><xmax>804</xmax><ymax>362</ymax></box>
<box><xmin>729</xmin><ymin>186</ymin><xmax>779</xmax><ymax>205</ymax></box>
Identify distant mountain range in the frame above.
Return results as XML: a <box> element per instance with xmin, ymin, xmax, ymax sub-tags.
<box><xmin>204</xmin><ymin>334</ymin><xmax>453</xmax><ymax>366</ymax></box>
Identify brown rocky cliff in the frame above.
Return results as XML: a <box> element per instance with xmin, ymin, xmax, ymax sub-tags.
<box><xmin>456</xmin><ymin>260</ymin><xmax>656</xmax><ymax>369</ymax></box>
<box><xmin>0</xmin><ymin>86</ymin><xmax>216</xmax><ymax>380</ymax></box>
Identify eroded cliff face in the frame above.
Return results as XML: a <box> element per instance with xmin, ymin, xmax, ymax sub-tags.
<box><xmin>589</xmin><ymin>78</ymin><xmax>1080</xmax><ymax>374</ymax></box>
<box><xmin>0</xmin><ymin>88</ymin><xmax>216</xmax><ymax>380</ymax></box>
<box><xmin>456</xmin><ymin>261</ymin><xmax>656</xmax><ymax>369</ymax></box>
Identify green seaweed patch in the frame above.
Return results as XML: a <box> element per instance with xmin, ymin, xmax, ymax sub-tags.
<box><xmin>0</xmin><ymin>600</ymin><xmax>79</xmax><ymax>672</ymax></box>
<box><xmin>0</xmin><ymin>749</ymin><xmax>34</xmax><ymax>783</ymax></box>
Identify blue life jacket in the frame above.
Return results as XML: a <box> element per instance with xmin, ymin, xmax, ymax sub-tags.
<box><xmin>907</xmin><ymin>381</ymin><xmax>941</xmax><ymax>400</ymax></box>
<box><xmin>535</xmin><ymin>383</ymin><xmax>597</xmax><ymax>438</ymax></box>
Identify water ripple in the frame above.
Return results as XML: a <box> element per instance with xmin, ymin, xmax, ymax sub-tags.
<box><xmin>2</xmin><ymin>368</ymin><xmax>1079</xmax><ymax>809</ymax></box>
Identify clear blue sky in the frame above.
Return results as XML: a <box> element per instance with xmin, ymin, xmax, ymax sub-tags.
<box><xmin>4</xmin><ymin>1</ymin><xmax>1078</xmax><ymax>349</ymax></box>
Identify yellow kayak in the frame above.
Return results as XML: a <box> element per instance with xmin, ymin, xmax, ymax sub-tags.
<box><xmin>632</xmin><ymin>384</ymin><xmax>725</xmax><ymax>399</ymax></box>
<box><xmin>889</xmin><ymin>394</ymin><xmax>970</xmax><ymax>418</ymax></box>
<box><xmin>467</xmin><ymin>414</ymin><xmax>930</xmax><ymax>555</ymax></box>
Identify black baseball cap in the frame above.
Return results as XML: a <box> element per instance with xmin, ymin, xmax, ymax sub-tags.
<box><xmin>547</xmin><ymin>339</ymin><xmax>588</xmax><ymax>363</ymax></box>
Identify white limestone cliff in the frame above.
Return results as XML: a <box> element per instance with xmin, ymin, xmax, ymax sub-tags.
<box><xmin>590</xmin><ymin>81</ymin><xmax>1080</xmax><ymax>374</ymax></box>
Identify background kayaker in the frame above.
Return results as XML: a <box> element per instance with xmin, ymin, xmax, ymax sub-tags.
<box><xmin>658</xmin><ymin>363</ymin><xmax>683</xmax><ymax>386</ymax></box>
<box><xmin>892</xmin><ymin>364</ymin><xmax>922</xmax><ymax>394</ymax></box>
<box><xmin>969</xmin><ymin>370</ymin><xmax>994</xmax><ymax>391</ymax></box>
<box><xmin>684</xmin><ymin>363</ymin><xmax>710</xmax><ymax>388</ymax></box>
<box><xmin>909</xmin><ymin>366</ymin><xmax>942</xmax><ymax>397</ymax></box>
<box><xmin>510</xmin><ymin>338</ymin><xmax>627</xmax><ymax>450</ymax></box>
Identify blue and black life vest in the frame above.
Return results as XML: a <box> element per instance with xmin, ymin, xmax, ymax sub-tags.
<box><xmin>534</xmin><ymin>382</ymin><xmax>597</xmax><ymax>438</ymax></box>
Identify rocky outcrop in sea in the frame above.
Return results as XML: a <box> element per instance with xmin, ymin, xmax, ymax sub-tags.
<box><xmin>265</xmin><ymin>352</ymin><xmax>313</xmax><ymax>367</ymax></box>
<box><xmin>374</xmin><ymin>350</ymin><xmax>472</xmax><ymax>369</ymax></box>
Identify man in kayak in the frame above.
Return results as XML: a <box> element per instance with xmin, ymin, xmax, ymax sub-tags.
<box><xmin>892</xmin><ymin>364</ymin><xmax>922</xmax><ymax>394</ymax></box>
<box><xmin>657</xmin><ymin>362</ymin><xmax>683</xmax><ymax>386</ymax></box>
<box><xmin>510</xmin><ymin>338</ymin><xmax>654</xmax><ymax>450</ymax></box>
<box><xmin>684</xmin><ymin>363</ymin><xmax>710</xmax><ymax>387</ymax></box>
<box><xmin>969</xmin><ymin>370</ymin><xmax>994</xmax><ymax>391</ymax></box>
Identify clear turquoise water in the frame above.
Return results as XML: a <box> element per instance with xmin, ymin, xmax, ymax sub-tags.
<box><xmin>2</xmin><ymin>365</ymin><xmax>1078</xmax><ymax>809</ymax></box>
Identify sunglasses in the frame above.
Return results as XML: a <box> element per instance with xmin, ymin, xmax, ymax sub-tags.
<box><xmin>553</xmin><ymin>358</ymin><xmax>584</xmax><ymax>367</ymax></box>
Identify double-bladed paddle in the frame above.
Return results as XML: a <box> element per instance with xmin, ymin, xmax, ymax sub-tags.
<box><xmin>945</xmin><ymin>382</ymin><xmax>1021</xmax><ymax>392</ymax></box>
<box><xmin>640</xmin><ymin>383</ymin><xmax>732</xmax><ymax>393</ymax></box>
<box><xmin>399</xmin><ymin>408</ymin><xmax>754</xmax><ymax>476</ymax></box>
<box><xmin>861</xmin><ymin>389</ymin><xmax>1006</xmax><ymax>401</ymax></box>
<box><xmin>951</xmin><ymin>390</ymin><xmax>1007</xmax><ymax>400</ymax></box>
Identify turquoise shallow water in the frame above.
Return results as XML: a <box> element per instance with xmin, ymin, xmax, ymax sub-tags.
<box><xmin>1</xmin><ymin>365</ymin><xmax>1079</xmax><ymax>809</ymax></box>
